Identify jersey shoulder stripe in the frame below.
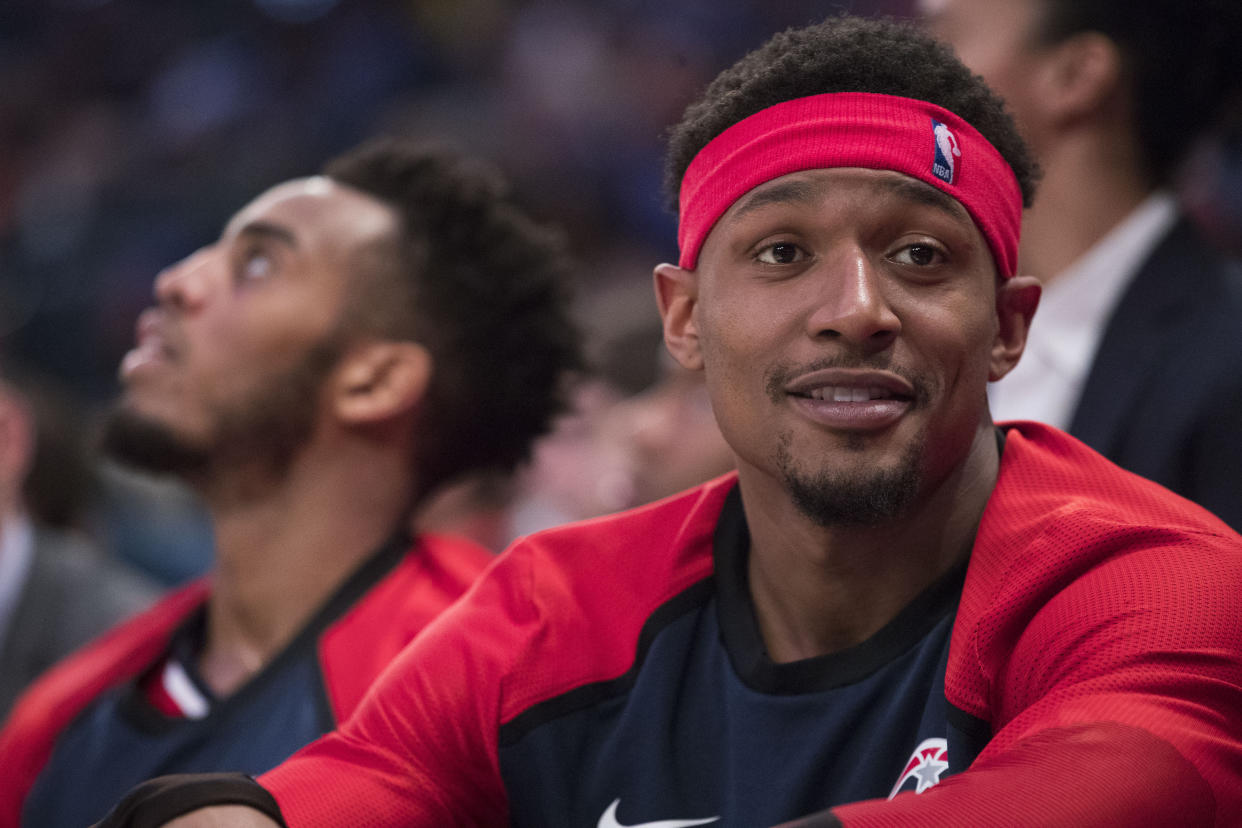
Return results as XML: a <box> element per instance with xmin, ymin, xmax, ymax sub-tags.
<box><xmin>494</xmin><ymin>475</ymin><xmax>734</xmax><ymax>727</ymax></box>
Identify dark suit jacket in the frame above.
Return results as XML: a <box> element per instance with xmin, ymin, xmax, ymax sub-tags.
<box><xmin>0</xmin><ymin>528</ymin><xmax>159</xmax><ymax>718</ymax></box>
<box><xmin>1069</xmin><ymin>217</ymin><xmax>1242</xmax><ymax>531</ymax></box>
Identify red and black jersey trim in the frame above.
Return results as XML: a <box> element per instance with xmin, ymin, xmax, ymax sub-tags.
<box><xmin>946</xmin><ymin>702</ymin><xmax>991</xmax><ymax>757</ymax></box>
<box><xmin>498</xmin><ymin>575</ymin><xmax>716</xmax><ymax>748</ymax></box>
<box><xmin>499</xmin><ymin>484</ymin><xmax>971</xmax><ymax>746</ymax></box>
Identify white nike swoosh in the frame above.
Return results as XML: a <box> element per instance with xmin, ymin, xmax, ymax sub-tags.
<box><xmin>597</xmin><ymin>798</ymin><xmax>720</xmax><ymax>828</ymax></box>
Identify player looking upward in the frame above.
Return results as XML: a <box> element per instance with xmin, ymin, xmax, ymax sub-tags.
<box><xmin>0</xmin><ymin>138</ymin><xmax>580</xmax><ymax>828</ymax></box>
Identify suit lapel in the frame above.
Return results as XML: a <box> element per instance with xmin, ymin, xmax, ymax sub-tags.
<box><xmin>1067</xmin><ymin>219</ymin><xmax>1207</xmax><ymax>454</ymax></box>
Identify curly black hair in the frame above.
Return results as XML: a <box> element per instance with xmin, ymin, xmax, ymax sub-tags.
<box><xmin>1033</xmin><ymin>0</ymin><xmax>1242</xmax><ymax>185</ymax></box>
<box><xmin>324</xmin><ymin>138</ymin><xmax>582</xmax><ymax>496</ymax></box>
<box><xmin>664</xmin><ymin>15</ymin><xmax>1039</xmax><ymax>213</ymax></box>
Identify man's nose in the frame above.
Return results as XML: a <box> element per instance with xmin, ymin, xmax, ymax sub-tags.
<box><xmin>153</xmin><ymin>248</ymin><xmax>214</xmax><ymax>312</ymax></box>
<box><xmin>804</xmin><ymin>248</ymin><xmax>900</xmax><ymax>351</ymax></box>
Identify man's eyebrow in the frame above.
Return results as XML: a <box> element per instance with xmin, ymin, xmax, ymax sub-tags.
<box><xmin>229</xmin><ymin>220</ymin><xmax>299</xmax><ymax>249</ymax></box>
<box><xmin>879</xmin><ymin>176</ymin><xmax>970</xmax><ymax>222</ymax></box>
<box><xmin>729</xmin><ymin>179</ymin><xmax>819</xmax><ymax>219</ymax></box>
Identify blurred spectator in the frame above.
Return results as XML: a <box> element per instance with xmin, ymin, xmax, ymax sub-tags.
<box><xmin>418</xmin><ymin>343</ymin><xmax>734</xmax><ymax>551</ymax></box>
<box><xmin>502</xmin><ymin>322</ymin><xmax>734</xmax><ymax>541</ymax></box>
<box><xmin>598</xmin><ymin>353</ymin><xmax>735</xmax><ymax>513</ymax></box>
<box><xmin>411</xmin><ymin>468</ymin><xmax>517</xmax><ymax>553</ymax></box>
<box><xmin>0</xmin><ymin>359</ymin><xmax>158</xmax><ymax>718</ymax></box>
<box><xmin>923</xmin><ymin>0</ymin><xmax>1242</xmax><ymax>529</ymax></box>
<box><xmin>507</xmin><ymin>373</ymin><xmax>633</xmax><ymax>538</ymax></box>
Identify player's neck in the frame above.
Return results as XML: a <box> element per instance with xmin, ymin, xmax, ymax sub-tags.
<box><xmin>196</xmin><ymin>438</ymin><xmax>416</xmax><ymax>698</ymax></box>
<box><xmin>741</xmin><ymin>425</ymin><xmax>998</xmax><ymax>663</ymax></box>
<box><xmin>1018</xmin><ymin>129</ymin><xmax>1153</xmax><ymax>284</ymax></box>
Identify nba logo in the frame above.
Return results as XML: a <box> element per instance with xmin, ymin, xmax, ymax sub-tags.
<box><xmin>931</xmin><ymin>119</ymin><xmax>960</xmax><ymax>184</ymax></box>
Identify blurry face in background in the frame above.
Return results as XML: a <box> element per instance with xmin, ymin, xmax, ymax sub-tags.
<box><xmin>599</xmin><ymin>358</ymin><xmax>734</xmax><ymax>509</ymax></box>
<box><xmin>510</xmin><ymin>377</ymin><xmax>628</xmax><ymax>531</ymax></box>
<box><xmin>103</xmin><ymin>177</ymin><xmax>398</xmax><ymax>482</ymax></box>
<box><xmin>920</xmin><ymin>0</ymin><xmax>1053</xmax><ymax>154</ymax></box>
<box><xmin>509</xmin><ymin>361</ymin><xmax>735</xmax><ymax>537</ymax></box>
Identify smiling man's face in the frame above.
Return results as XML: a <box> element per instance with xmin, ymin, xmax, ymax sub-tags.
<box><xmin>663</xmin><ymin>166</ymin><xmax>1005</xmax><ymax>525</ymax></box>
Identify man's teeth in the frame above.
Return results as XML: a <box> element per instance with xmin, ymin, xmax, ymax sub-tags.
<box><xmin>808</xmin><ymin>386</ymin><xmax>891</xmax><ymax>402</ymax></box>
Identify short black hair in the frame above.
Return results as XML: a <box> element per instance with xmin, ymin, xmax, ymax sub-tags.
<box><xmin>1033</xmin><ymin>0</ymin><xmax>1242</xmax><ymax>185</ymax></box>
<box><xmin>665</xmin><ymin>15</ymin><xmax>1039</xmax><ymax>213</ymax></box>
<box><xmin>324</xmin><ymin>138</ymin><xmax>582</xmax><ymax>495</ymax></box>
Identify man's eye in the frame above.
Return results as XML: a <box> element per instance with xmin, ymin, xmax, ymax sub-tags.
<box><xmin>239</xmin><ymin>251</ymin><xmax>275</xmax><ymax>281</ymax></box>
<box><xmin>892</xmin><ymin>243</ymin><xmax>943</xmax><ymax>267</ymax></box>
<box><xmin>756</xmin><ymin>242</ymin><xmax>804</xmax><ymax>265</ymax></box>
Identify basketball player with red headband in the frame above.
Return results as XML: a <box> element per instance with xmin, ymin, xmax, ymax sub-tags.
<box><xmin>95</xmin><ymin>15</ymin><xmax>1242</xmax><ymax>828</ymax></box>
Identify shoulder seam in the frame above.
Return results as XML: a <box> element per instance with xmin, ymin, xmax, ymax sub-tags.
<box><xmin>497</xmin><ymin>576</ymin><xmax>714</xmax><ymax>747</ymax></box>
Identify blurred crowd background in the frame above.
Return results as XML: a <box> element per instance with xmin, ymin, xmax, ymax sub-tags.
<box><xmin>2</xmin><ymin>0</ymin><xmax>1241</xmax><ymax>584</ymax></box>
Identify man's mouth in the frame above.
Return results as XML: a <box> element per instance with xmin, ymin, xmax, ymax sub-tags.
<box><xmin>800</xmin><ymin>386</ymin><xmax>905</xmax><ymax>402</ymax></box>
<box><xmin>783</xmin><ymin>367</ymin><xmax>916</xmax><ymax>402</ymax></box>
<box><xmin>121</xmin><ymin>309</ymin><xmax>179</xmax><ymax>378</ymax></box>
<box><xmin>780</xmin><ymin>368</ymin><xmax>919</xmax><ymax>431</ymax></box>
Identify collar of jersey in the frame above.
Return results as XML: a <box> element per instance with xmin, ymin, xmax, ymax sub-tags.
<box><xmin>712</xmin><ymin>485</ymin><xmax>970</xmax><ymax>694</ymax></box>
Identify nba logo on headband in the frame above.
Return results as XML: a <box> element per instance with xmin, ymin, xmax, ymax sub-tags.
<box><xmin>931</xmin><ymin>119</ymin><xmax>960</xmax><ymax>184</ymax></box>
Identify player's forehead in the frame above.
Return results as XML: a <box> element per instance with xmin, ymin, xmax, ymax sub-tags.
<box><xmin>225</xmin><ymin>177</ymin><xmax>333</xmax><ymax>228</ymax></box>
<box><xmin>222</xmin><ymin>176</ymin><xmax>395</xmax><ymax>248</ymax></box>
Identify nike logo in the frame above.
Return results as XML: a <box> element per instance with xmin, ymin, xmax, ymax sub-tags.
<box><xmin>597</xmin><ymin>798</ymin><xmax>719</xmax><ymax>828</ymax></box>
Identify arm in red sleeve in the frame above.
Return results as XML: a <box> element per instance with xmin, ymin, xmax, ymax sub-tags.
<box><xmin>786</xmin><ymin>526</ymin><xmax>1242</xmax><ymax>827</ymax></box>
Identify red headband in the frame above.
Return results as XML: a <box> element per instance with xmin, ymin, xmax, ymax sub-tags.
<box><xmin>677</xmin><ymin>92</ymin><xmax>1022</xmax><ymax>277</ymax></box>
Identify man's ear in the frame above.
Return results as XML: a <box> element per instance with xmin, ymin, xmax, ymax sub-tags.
<box><xmin>990</xmin><ymin>275</ymin><xmax>1041</xmax><ymax>381</ymax></box>
<box><xmin>653</xmin><ymin>262</ymin><xmax>704</xmax><ymax>371</ymax></box>
<box><xmin>1039</xmin><ymin>31</ymin><xmax>1123</xmax><ymax>126</ymax></box>
<box><xmin>332</xmin><ymin>341</ymin><xmax>433</xmax><ymax>425</ymax></box>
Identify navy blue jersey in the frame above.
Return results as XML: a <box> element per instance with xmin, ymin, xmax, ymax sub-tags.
<box><xmin>499</xmin><ymin>488</ymin><xmax>974</xmax><ymax>826</ymax></box>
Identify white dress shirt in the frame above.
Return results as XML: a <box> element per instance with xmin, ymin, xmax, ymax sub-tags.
<box><xmin>989</xmin><ymin>192</ymin><xmax>1180</xmax><ymax>429</ymax></box>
